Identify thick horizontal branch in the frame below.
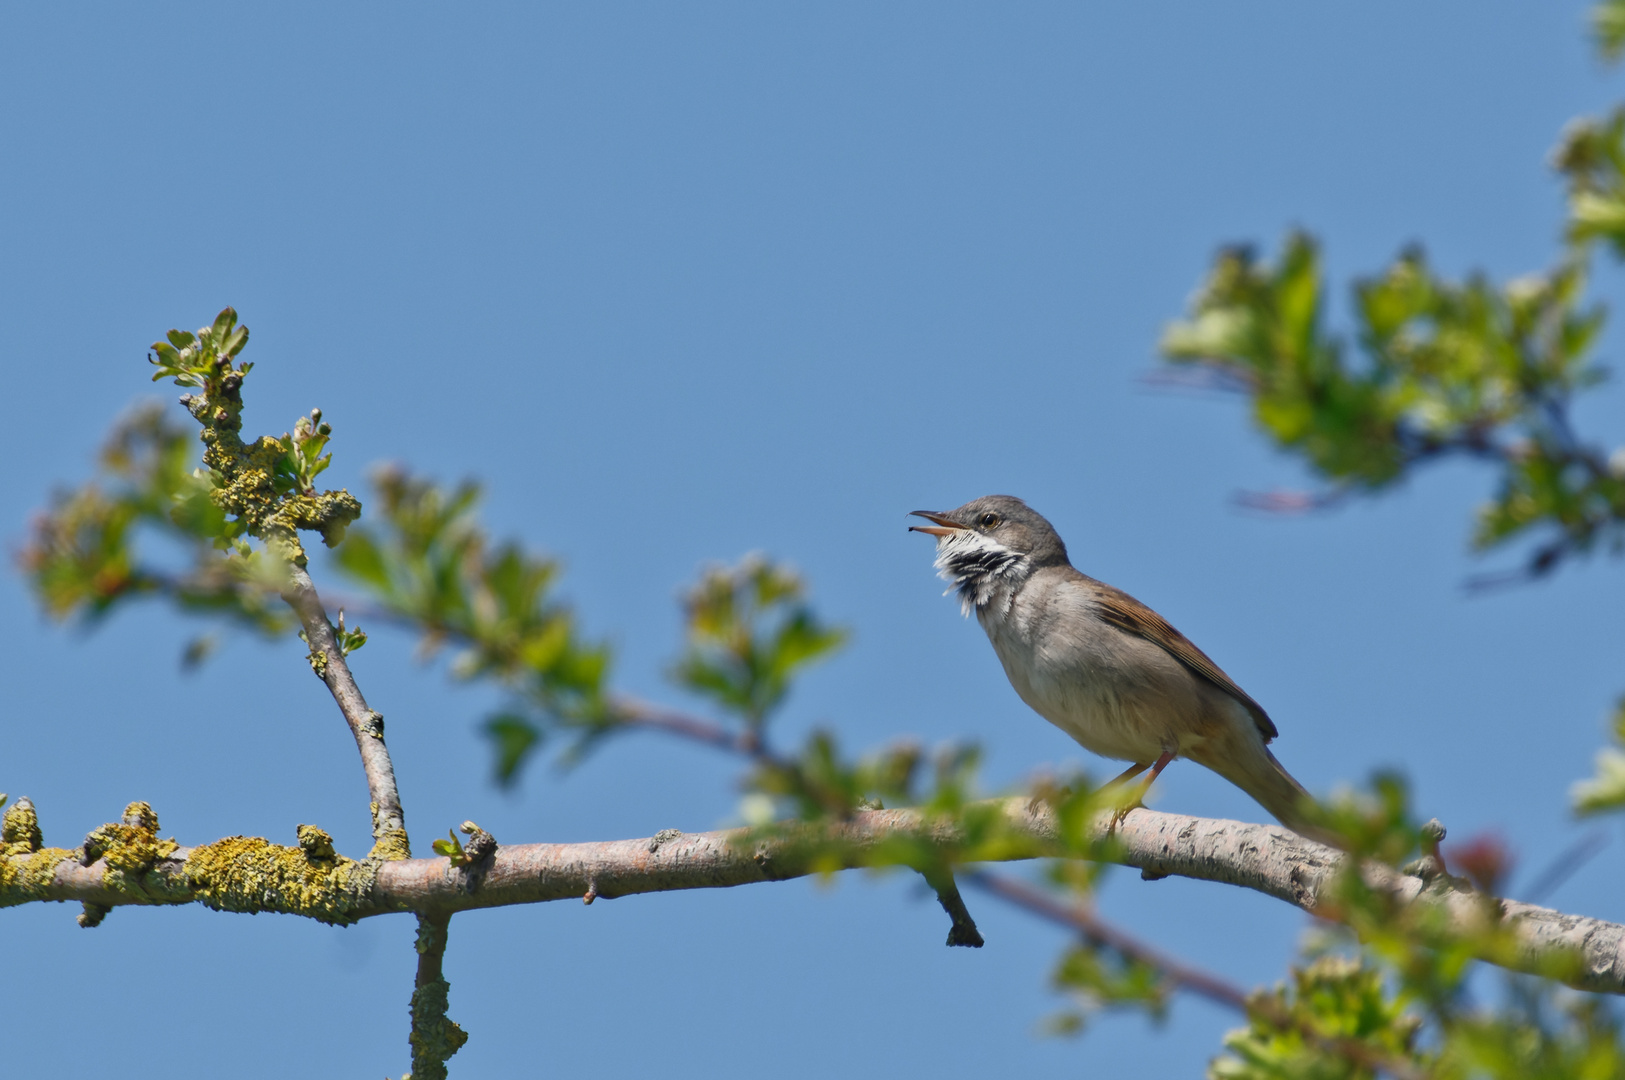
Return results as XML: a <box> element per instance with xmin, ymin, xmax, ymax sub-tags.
<box><xmin>8</xmin><ymin>799</ymin><xmax>1624</xmax><ymax>994</ymax></box>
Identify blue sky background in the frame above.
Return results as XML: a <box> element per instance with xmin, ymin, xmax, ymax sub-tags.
<box><xmin>4</xmin><ymin>3</ymin><xmax>1624</xmax><ymax>1076</ymax></box>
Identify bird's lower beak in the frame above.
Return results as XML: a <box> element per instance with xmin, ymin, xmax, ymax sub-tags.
<box><xmin>908</xmin><ymin>510</ymin><xmax>964</xmax><ymax>537</ymax></box>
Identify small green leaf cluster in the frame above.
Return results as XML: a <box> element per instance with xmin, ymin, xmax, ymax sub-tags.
<box><xmin>1212</xmin><ymin>956</ymin><xmax>1625</xmax><ymax>1080</ymax></box>
<box><xmin>330</xmin><ymin>466</ymin><xmax>609</xmax><ymax>784</ymax></box>
<box><xmin>147</xmin><ymin>307</ymin><xmax>251</xmax><ymax>388</ymax></box>
<box><xmin>333</xmin><ymin>609</ymin><xmax>368</xmax><ymax>657</ymax></box>
<box><xmin>23</xmin><ymin>309</ymin><xmax>376</xmax><ymax>655</ymax></box>
<box><xmin>275</xmin><ymin>408</ymin><xmax>336</xmax><ymax>497</ymax></box>
<box><xmin>1440</xmin><ymin>987</ymin><xmax>1625</xmax><ymax>1080</ymax></box>
<box><xmin>671</xmin><ymin>555</ymin><xmax>849</xmax><ymax>732</ymax></box>
<box><xmin>153</xmin><ymin>307</ymin><xmax>361</xmax><ymax>564</ymax></box>
<box><xmin>429</xmin><ymin>822</ymin><xmax>493</xmax><ymax>867</ymax></box>
<box><xmin>1211</xmin><ymin>956</ymin><xmax>1422</xmax><ymax>1080</ymax></box>
<box><xmin>430</xmin><ymin>830</ymin><xmax>467</xmax><ymax>863</ymax></box>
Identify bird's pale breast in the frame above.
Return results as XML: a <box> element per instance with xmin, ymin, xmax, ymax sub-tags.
<box><xmin>977</xmin><ymin>568</ymin><xmax>1211</xmax><ymax>763</ymax></box>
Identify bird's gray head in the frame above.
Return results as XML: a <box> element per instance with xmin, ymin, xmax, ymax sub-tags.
<box><xmin>909</xmin><ymin>495</ymin><xmax>1069</xmax><ymax>615</ymax></box>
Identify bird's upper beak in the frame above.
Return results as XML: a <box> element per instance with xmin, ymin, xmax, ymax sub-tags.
<box><xmin>908</xmin><ymin>510</ymin><xmax>964</xmax><ymax>537</ymax></box>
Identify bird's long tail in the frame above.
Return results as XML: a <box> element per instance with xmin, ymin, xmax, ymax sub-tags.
<box><xmin>1187</xmin><ymin>739</ymin><xmax>1344</xmax><ymax>850</ymax></box>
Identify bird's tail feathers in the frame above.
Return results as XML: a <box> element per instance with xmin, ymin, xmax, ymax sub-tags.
<box><xmin>1191</xmin><ymin>741</ymin><xmax>1344</xmax><ymax>850</ymax></box>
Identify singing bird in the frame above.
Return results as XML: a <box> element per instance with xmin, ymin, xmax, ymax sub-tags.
<box><xmin>911</xmin><ymin>495</ymin><xmax>1335</xmax><ymax>845</ymax></box>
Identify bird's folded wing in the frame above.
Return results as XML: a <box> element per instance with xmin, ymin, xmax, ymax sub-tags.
<box><xmin>1090</xmin><ymin>582</ymin><xmax>1279</xmax><ymax>742</ymax></box>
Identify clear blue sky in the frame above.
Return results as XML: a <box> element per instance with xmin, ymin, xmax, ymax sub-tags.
<box><xmin>4</xmin><ymin>3</ymin><xmax>1622</xmax><ymax>1076</ymax></box>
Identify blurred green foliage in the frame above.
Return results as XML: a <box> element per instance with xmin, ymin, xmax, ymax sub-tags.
<box><xmin>1044</xmin><ymin>941</ymin><xmax>1169</xmax><ymax>1035</ymax></box>
<box><xmin>329</xmin><ymin>466</ymin><xmax>609</xmax><ymax>783</ymax></box>
<box><xmin>671</xmin><ymin>556</ymin><xmax>848</xmax><ymax>733</ymax></box>
<box><xmin>1595</xmin><ymin>2</ymin><xmax>1625</xmax><ymax>69</ymax></box>
<box><xmin>1161</xmin><ymin>239</ymin><xmax>1618</xmax><ymax>576</ymax></box>
<box><xmin>1571</xmin><ymin>699</ymin><xmax>1625</xmax><ymax>815</ymax></box>
<box><xmin>21</xmin><ymin>403</ymin><xmax>288</xmax><ymax>638</ymax></box>
<box><xmin>1211</xmin><ymin>956</ymin><xmax>1423</xmax><ymax>1080</ymax></box>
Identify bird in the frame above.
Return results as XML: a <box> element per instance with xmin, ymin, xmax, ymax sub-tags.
<box><xmin>910</xmin><ymin>494</ymin><xmax>1337</xmax><ymax>847</ymax></box>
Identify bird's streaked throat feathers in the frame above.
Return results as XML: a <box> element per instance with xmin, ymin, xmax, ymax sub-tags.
<box><xmin>926</xmin><ymin>525</ymin><xmax>1032</xmax><ymax>617</ymax></box>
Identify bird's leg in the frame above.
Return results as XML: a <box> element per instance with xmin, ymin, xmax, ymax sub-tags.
<box><xmin>1107</xmin><ymin>751</ymin><xmax>1176</xmax><ymax>832</ymax></box>
<box><xmin>1144</xmin><ymin>749</ymin><xmax>1176</xmax><ymax>787</ymax></box>
<box><xmin>1104</xmin><ymin>761</ymin><xmax>1151</xmax><ymax>790</ymax></box>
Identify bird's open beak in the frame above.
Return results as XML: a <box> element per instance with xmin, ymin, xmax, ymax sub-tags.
<box><xmin>908</xmin><ymin>510</ymin><xmax>964</xmax><ymax>537</ymax></box>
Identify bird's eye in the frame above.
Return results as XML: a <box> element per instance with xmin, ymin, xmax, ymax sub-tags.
<box><xmin>979</xmin><ymin>512</ymin><xmax>1000</xmax><ymax>528</ymax></box>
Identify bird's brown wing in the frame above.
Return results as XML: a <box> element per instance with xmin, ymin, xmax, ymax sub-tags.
<box><xmin>1088</xmin><ymin>578</ymin><xmax>1278</xmax><ymax>742</ymax></box>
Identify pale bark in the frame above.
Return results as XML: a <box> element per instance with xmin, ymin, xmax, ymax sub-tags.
<box><xmin>14</xmin><ymin>801</ymin><xmax>1624</xmax><ymax>995</ymax></box>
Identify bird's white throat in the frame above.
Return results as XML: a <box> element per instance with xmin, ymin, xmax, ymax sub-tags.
<box><xmin>931</xmin><ymin>530</ymin><xmax>1031</xmax><ymax>616</ymax></box>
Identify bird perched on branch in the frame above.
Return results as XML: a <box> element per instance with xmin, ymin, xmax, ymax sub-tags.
<box><xmin>910</xmin><ymin>494</ymin><xmax>1337</xmax><ymax>847</ymax></box>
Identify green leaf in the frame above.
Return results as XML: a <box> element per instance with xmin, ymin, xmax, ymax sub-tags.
<box><xmin>431</xmin><ymin>830</ymin><xmax>465</xmax><ymax>863</ymax></box>
<box><xmin>484</xmin><ymin>713</ymin><xmax>542</xmax><ymax>787</ymax></box>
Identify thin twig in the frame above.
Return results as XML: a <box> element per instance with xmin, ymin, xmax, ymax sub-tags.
<box><xmin>962</xmin><ymin>869</ymin><xmax>1245</xmax><ymax>1008</ymax></box>
<box><xmin>611</xmin><ymin>696</ymin><xmax>763</xmax><ymax>757</ymax></box>
<box><xmin>281</xmin><ymin>564</ymin><xmax>409</xmax><ymax>859</ymax></box>
<box><xmin>1520</xmin><ymin>827</ymin><xmax>1610</xmax><ymax>905</ymax></box>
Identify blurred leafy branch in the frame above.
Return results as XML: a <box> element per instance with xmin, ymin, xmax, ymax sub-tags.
<box><xmin>1159</xmin><ymin>77</ymin><xmax>1625</xmax><ymax>587</ymax></box>
<box><xmin>1159</xmin><ymin>233</ymin><xmax>1619</xmax><ymax>584</ymax></box>
<box><xmin>21</xmin><ymin>402</ymin><xmax>288</xmax><ymax>647</ymax></box>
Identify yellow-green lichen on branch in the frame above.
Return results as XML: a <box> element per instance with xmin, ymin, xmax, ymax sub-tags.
<box><xmin>408</xmin><ymin>976</ymin><xmax>469</xmax><ymax>1080</ymax></box>
<box><xmin>185</xmin><ymin>826</ymin><xmax>377</xmax><ymax>925</ymax></box>
<box><xmin>2</xmin><ymin>795</ymin><xmax>43</xmax><ymax>855</ymax></box>
<box><xmin>0</xmin><ymin>797</ymin><xmax>76</xmax><ymax>908</ymax></box>
<box><xmin>197</xmin><ymin>427</ymin><xmax>361</xmax><ymax>567</ymax></box>
<box><xmin>370</xmin><ymin>800</ymin><xmax>413</xmax><ymax>862</ymax></box>
<box><xmin>84</xmin><ymin>801</ymin><xmax>180</xmax><ymax>873</ymax></box>
<box><xmin>80</xmin><ymin>801</ymin><xmax>188</xmax><ymax>913</ymax></box>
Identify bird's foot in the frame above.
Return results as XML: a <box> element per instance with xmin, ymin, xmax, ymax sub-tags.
<box><xmin>1102</xmin><ymin>751</ymin><xmax>1175</xmax><ymax>834</ymax></box>
<box><xmin>1105</xmin><ymin>790</ymin><xmax>1147</xmax><ymax>835</ymax></box>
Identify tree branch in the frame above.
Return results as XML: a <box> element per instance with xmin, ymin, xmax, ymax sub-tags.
<box><xmin>610</xmin><ymin>695</ymin><xmax>762</xmax><ymax>756</ymax></box>
<box><xmin>280</xmin><ymin>564</ymin><xmax>410</xmax><ymax>860</ymax></box>
<box><xmin>9</xmin><ymin>799</ymin><xmax>1624</xmax><ymax>995</ymax></box>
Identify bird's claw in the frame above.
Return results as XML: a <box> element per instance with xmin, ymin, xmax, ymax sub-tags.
<box><xmin>1105</xmin><ymin>791</ymin><xmax>1147</xmax><ymax>835</ymax></box>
